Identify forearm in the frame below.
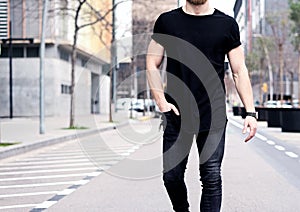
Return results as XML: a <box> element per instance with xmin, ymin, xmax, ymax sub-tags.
<box><xmin>146</xmin><ymin>67</ymin><xmax>167</xmax><ymax>107</ymax></box>
<box><xmin>233</xmin><ymin>67</ymin><xmax>256</xmax><ymax>112</ymax></box>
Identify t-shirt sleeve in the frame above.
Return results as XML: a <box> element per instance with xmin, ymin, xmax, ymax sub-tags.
<box><xmin>226</xmin><ymin>20</ymin><xmax>241</xmax><ymax>53</ymax></box>
<box><xmin>151</xmin><ymin>15</ymin><xmax>165</xmax><ymax>46</ymax></box>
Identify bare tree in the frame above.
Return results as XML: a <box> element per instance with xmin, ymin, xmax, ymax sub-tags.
<box><xmin>266</xmin><ymin>10</ymin><xmax>290</xmax><ymax>102</ymax></box>
<box><xmin>53</xmin><ymin>0</ymin><xmax>125</xmax><ymax>127</ymax></box>
<box><xmin>289</xmin><ymin>0</ymin><xmax>300</xmax><ymax>106</ymax></box>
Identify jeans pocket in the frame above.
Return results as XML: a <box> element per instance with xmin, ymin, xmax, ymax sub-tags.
<box><xmin>161</xmin><ymin>110</ymin><xmax>181</xmax><ymax>132</ymax></box>
<box><xmin>160</xmin><ymin>111</ymin><xmax>172</xmax><ymax>131</ymax></box>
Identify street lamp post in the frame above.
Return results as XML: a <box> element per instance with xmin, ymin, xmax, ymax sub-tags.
<box><xmin>39</xmin><ymin>0</ymin><xmax>49</xmax><ymax>134</ymax></box>
<box><xmin>2</xmin><ymin>34</ymin><xmax>33</xmax><ymax>119</ymax></box>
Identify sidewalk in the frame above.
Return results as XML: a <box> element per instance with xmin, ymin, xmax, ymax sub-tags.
<box><xmin>0</xmin><ymin>113</ymin><xmax>132</xmax><ymax>160</ymax></box>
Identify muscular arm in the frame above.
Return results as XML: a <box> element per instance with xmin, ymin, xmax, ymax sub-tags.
<box><xmin>146</xmin><ymin>40</ymin><xmax>179</xmax><ymax>114</ymax></box>
<box><xmin>228</xmin><ymin>45</ymin><xmax>257</xmax><ymax>142</ymax></box>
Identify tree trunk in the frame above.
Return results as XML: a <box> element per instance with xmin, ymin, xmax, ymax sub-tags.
<box><xmin>262</xmin><ymin>40</ymin><xmax>273</xmax><ymax>101</ymax></box>
<box><xmin>70</xmin><ymin>29</ymin><xmax>78</xmax><ymax>128</ymax></box>
<box><xmin>109</xmin><ymin>66</ymin><xmax>113</xmax><ymax>122</ymax></box>
<box><xmin>259</xmin><ymin>58</ymin><xmax>263</xmax><ymax>106</ymax></box>
<box><xmin>279</xmin><ymin>43</ymin><xmax>284</xmax><ymax>103</ymax></box>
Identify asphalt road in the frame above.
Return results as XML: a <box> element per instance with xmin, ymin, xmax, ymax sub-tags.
<box><xmin>0</xmin><ymin>118</ymin><xmax>300</xmax><ymax>211</ymax></box>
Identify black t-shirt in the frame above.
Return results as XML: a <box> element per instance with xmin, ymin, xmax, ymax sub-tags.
<box><xmin>152</xmin><ymin>7</ymin><xmax>241</xmax><ymax>132</ymax></box>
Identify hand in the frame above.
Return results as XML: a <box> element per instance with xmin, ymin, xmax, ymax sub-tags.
<box><xmin>242</xmin><ymin>116</ymin><xmax>257</xmax><ymax>142</ymax></box>
<box><xmin>159</xmin><ymin>102</ymin><xmax>180</xmax><ymax>115</ymax></box>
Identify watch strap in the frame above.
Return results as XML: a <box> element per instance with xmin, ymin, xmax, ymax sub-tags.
<box><xmin>246</xmin><ymin>112</ymin><xmax>258</xmax><ymax>120</ymax></box>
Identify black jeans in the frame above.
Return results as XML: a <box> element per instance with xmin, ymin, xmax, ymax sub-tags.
<box><xmin>162</xmin><ymin>111</ymin><xmax>226</xmax><ymax>212</ymax></box>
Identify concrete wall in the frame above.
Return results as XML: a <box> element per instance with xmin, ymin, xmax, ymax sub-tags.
<box><xmin>0</xmin><ymin>58</ymin><xmax>108</xmax><ymax>117</ymax></box>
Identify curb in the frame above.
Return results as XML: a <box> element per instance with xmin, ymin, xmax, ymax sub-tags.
<box><xmin>0</xmin><ymin>122</ymin><xmax>128</xmax><ymax>160</ymax></box>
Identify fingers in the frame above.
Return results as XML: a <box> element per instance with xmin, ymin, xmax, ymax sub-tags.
<box><xmin>244</xmin><ymin>127</ymin><xmax>256</xmax><ymax>142</ymax></box>
<box><xmin>170</xmin><ymin>104</ymin><xmax>180</xmax><ymax>115</ymax></box>
<box><xmin>243</xmin><ymin>117</ymin><xmax>257</xmax><ymax>142</ymax></box>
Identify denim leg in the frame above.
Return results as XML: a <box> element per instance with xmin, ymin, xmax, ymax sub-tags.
<box><xmin>162</xmin><ymin>111</ymin><xmax>193</xmax><ymax>212</ymax></box>
<box><xmin>196</xmin><ymin>129</ymin><xmax>226</xmax><ymax>212</ymax></box>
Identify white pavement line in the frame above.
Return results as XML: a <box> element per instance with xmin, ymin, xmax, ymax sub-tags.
<box><xmin>17</xmin><ymin>155</ymin><xmax>91</xmax><ymax>161</ymax></box>
<box><xmin>34</xmin><ymin>201</ymin><xmax>57</xmax><ymax>209</ymax></box>
<box><xmin>0</xmin><ymin>162</ymin><xmax>95</xmax><ymax>171</ymax></box>
<box><xmin>274</xmin><ymin>145</ymin><xmax>285</xmax><ymax>151</ymax></box>
<box><xmin>0</xmin><ymin>191</ymin><xmax>58</xmax><ymax>198</ymax></box>
<box><xmin>0</xmin><ymin>203</ymin><xmax>37</xmax><ymax>210</ymax></box>
<box><xmin>0</xmin><ymin>180</ymin><xmax>89</xmax><ymax>189</ymax></box>
<box><xmin>255</xmin><ymin>133</ymin><xmax>268</xmax><ymax>141</ymax></box>
<box><xmin>228</xmin><ymin>119</ymin><xmax>244</xmax><ymax>129</ymax></box>
<box><xmin>1</xmin><ymin>158</ymin><xmax>90</xmax><ymax>166</ymax></box>
<box><xmin>76</xmin><ymin>179</ymin><xmax>89</xmax><ymax>185</ymax></box>
<box><xmin>266</xmin><ymin>140</ymin><xmax>276</xmax><ymax>145</ymax></box>
<box><xmin>285</xmin><ymin>151</ymin><xmax>299</xmax><ymax>158</ymax></box>
<box><xmin>57</xmin><ymin>188</ymin><xmax>76</xmax><ymax>195</ymax></box>
<box><xmin>88</xmin><ymin>171</ymin><xmax>102</xmax><ymax>177</ymax></box>
<box><xmin>40</xmin><ymin>149</ymin><xmax>136</xmax><ymax>156</ymax></box>
<box><xmin>16</xmin><ymin>155</ymin><xmax>124</xmax><ymax>162</ymax></box>
<box><xmin>0</xmin><ymin>167</ymin><xmax>97</xmax><ymax>176</ymax></box>
<box><xmin>0</xmin><ymin>172</ymin><xmax>93</xmax><ymax>182</ymax></box>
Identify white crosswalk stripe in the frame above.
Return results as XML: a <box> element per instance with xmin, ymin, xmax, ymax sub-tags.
<box><xmin>0</xmin><ymin>134</ymin><xmax>140</xmax><ymax>211</ymax></box>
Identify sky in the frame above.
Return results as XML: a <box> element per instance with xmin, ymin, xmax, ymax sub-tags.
<box><xmin>210</xmin><ymin>0</ymin><xmax>236</xmax><ymax>16</ymax></box>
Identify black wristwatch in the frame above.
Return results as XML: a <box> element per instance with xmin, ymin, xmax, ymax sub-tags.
<box><xmin>246</xmin><ymin>112</ymin><xmax>258</xmax><ymax>120</ymax></box>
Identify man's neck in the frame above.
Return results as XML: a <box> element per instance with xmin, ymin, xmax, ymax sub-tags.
<box><xmin>184</xmin><ymin>1</ymin><xmax>214</xmax><ymax>16</ymax></box>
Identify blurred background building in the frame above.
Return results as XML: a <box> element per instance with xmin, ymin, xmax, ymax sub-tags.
<box><xmin>233</xmin><ymin>0</ymin><xmax>299</xmax><ymax>106</ymax></box>
<box><xmin>0</xmin><ymin>0</ymin><xmax>112</xmax><ymax>117</ymax></box>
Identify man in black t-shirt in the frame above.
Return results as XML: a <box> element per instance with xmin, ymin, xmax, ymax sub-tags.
<box><xmin>147</xmin><ymin>0</ymin><xmax>257</xmax><ymax>211</ymax></box>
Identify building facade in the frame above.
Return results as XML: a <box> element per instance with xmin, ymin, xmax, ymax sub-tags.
<box><xmin>0</xmin><ymin>0</ymin><xmax>112</xmax><ymax>118</ymax></box>
<box><xmin>234</xmin><ymin>0</ymin><xmax>298</xmax><ymax>102</ymax></box>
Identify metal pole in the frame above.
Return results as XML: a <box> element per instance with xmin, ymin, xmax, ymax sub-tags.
<box><xmin>113</xmin><ymin>56</ymin><xmax>117</xmax><ymax>112</ymax></box>
<box><xmin>8</xmin><ymin>21</ymin><xmax>13</xmax><ymax>119</ymax></box>
<box><xmin>39</xmin><ymin>0</ymin><xmax>48</xmax><ymax>134</ymax></box>
<box><xmin>112</xmin><ymin>0</ymin><xmax>117</xmax><ymax>112</ymax></box>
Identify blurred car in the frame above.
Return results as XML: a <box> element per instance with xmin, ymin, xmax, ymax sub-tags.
<box><xmin>292</xmin><ymin>99</ymin><xmax>299</xmax><ymax>108</ymax></box>
<box><xmin>129</xmin><ymin>99</ymin><xmax>157</xmax><ymax>112</ymax></box>
<box><xmin>263</xmin><ymin>100</ymin><xmax>299</xmax><ymax>108</ymax></box>
<box><xmin>264</xmin><ymin>100</ymin><xmax>280</xmax><ymax>108</ymax></box>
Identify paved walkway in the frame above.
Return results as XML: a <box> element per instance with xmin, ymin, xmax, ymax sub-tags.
<box><xmin>0</xmin><ymin>111</ymin><xmax>152</xmax><ymax>159</ymax></box>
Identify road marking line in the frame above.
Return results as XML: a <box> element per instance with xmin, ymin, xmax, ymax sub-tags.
<box><xmin>0</xmin><ymin>162</ymin><xmax>95</xmax><ymax>171</ymax></box>
<box><xmin>34</xmin><ymin>200</ymin><xmax>57</xmax><ymax>209</ymax></box>
<box><xmin>39</xmin><ymin>149</ymin><xmax>135</xmax><ymax>157</ymax></box>
<box><xmin>76</xmin><ymin>180</ymin><xmax>89</xmax><ymax>185</ymax></box>
<box><xmin>0</xmin><ymin>172</ymin><xmax>93</xmax><ymax>182</ymax></box>
<box><xmin>0</xmin><ymin>180</ymin><xmax>89</xmax><ymax>189</ymax></box>
<box><xmin>274</xmin><ymin>145</ymin><xmax>285</xmax><ymax>151</ymax></box>
<box><xmin>0</xmin><ymin>191</ymin><xmax>58</xmax><ymax>198</ymax></box>
<box><xmin>228</xmin><ymin>119</ymin><xmax>244</xmax><ymax>129</ymax></box>
<box><xmin>0</xmin><ymin>167</ymin><xmax>97</xmax><ymax>175</ymax></box>
<box><xmin>57</xmin><ymin>188</ymin><xmax>76</xmax><ymax>195</ymax></box>
<box><xmin>255</xmin><ymin>133</ymin><xmax>268</xmax><ymax>141</ymax></box>
<box><xmin>1</xmin><ymin>159</ymin><xmax>91</xmax><ymax>166</ymax></box>
<box><xmin>285</xmin><ymin>151</ymin><xmax>299</xmax><ymax>158</ymax></box>
<box><xmin>266</xmin><ymin>140</ymin><xmax>276</xmax><ymax>145</ymax></box>
<box><xmin>17</xmin><ymin>155</ymin><xmax>124</xmax><ymax>162</ymax></box>
<box><xmin>88</xmin><ymin>171</ymin><xmax>102</xmax><ymax>177</ymax></box>
<box><xmin>0</xmin><ymin>203</ymin><xmax>37</xmax><ymax>210</ymax></box>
